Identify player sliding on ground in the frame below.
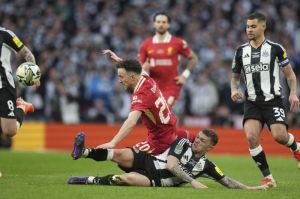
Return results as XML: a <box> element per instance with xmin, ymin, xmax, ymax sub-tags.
<box><xmin>68</xmin><ymin>129</ymin><xmax>268</xmax><ymax>190</ymax></box>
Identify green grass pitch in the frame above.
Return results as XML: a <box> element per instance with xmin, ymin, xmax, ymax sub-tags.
<box><xmin>0</xmin><ymin>150</ymin><xmax>299</xmax><ymax>199</ymax></box>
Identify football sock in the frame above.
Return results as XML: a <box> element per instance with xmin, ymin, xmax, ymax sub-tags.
<box><xmin>285</xmin><ymin>133</ymin><xmax>298</xmax><ymax>151</ymax></box>
<box><xmin>15</xmin><ymin>108</ymin><xmax>24</xmax><ymax>126</ymax></box>
<box><xmin>93</xmin><ymin>175</ymin><xmax>114</xmax><ymax>185</ymax></box>
<box><xmin>86</xmin><ymin>148</ymin><xmax>113</xmax><ymax>161</ymax></box>
<box><xmin>249</xmin><ymin>145</ymin><xmax>270</xmax><ymax>177</ymax></box>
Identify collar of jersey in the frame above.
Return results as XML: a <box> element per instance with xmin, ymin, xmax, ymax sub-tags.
<box><xmin>153</xmin><ymin>32</ymin><xmax>172</xmax><ymax>43</ymax></box>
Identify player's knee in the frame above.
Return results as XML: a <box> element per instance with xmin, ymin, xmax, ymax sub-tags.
<box><xmin>1</xmin><ymin>126</ymin><xmax>17</xmax><ymax>137</ymax></box>
<box><xmin>246</xmin><ymin>133</ymin><xmax>260</xmax><ymax>145</ymax></box>
<box><xmin>273</xmin><ymin>133</ymin><xmax>288</xmax><ymax>145</ymax></box>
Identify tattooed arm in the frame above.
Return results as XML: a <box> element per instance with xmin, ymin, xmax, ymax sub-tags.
<box><xmin>18</xmin><ymin>46</ymin><xmax>36</xmax><ymax>64</ymax></box>
<box><xmin>219</xmin><ymin>176</ymin><xmax>267</xmax><ymax>190</ymax></box>
<box><xmin>165</xmin><ymin>155</ymin><xmax>207</xmax><ymax>189</ymax></box>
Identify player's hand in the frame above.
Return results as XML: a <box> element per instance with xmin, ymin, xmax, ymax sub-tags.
<box><xmin>289</xmin><ymin>94</ymin><xmax>300</xmax><ymax>112</ymax></box>
<box><xmin>102</xmin><ymin>49</ymin><xmax>123</xmax><ymax>62</ymax></box>
<box><xmin>191</xmin><ymin>180</ymin><xmax>207</xmax><ymax>189</ymax></box>
<box><xmin>174</xmin><ymin>75</ymin><xmax>187</xmax><ymax>85</ymax></box>
<box><xmin>231</xmin><ymin>90</ymin><xmax>244</xmax><ymax>102</ymax></box>
<box><xmin>96</xmin><ymin>142</ymin><xmax>116</xmax><ymax>149</ymax></box>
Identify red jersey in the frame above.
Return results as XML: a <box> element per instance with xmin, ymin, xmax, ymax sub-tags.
<box><xmin>138</xmin><ymin>33</ymin><xmax>192</xmax><ymax>101</ymax></box>
<box><xmin>130</xmin><ymin>74</ymin><xmax>178</xmax><ymax>154</ymax></box>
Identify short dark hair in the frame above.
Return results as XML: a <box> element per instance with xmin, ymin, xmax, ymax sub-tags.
<box><xmin>247</xmin><ymin>12</ymin><xmax>266</xmax><ymax>22</ymax></box>
<box><xmin>153</xmin><ymin>12</ymin><xmax>171</xmax><ymax>23</ymax></box>
<box><xmin>202</xmin><ymin>128</ymin><xmax>219</xmax><ymax>146</ymax></box>
<box><xmin>116</xmin><ymin>59</ymin><xmax>142</xmax><ymax>74</ymax></box>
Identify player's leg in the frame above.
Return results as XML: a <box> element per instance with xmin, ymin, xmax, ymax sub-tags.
<box><xmin>243</xmin><ymin>100</ymin><xmax>276</xmax><ymax>186</ymax></box>
<box><xmin>0</xmin><ymin>88</ymin><xmax>33</xmax><ymax>137</ymax></box>
<box><xmin>68</xmin><ymin>172</ymin><xmax>151</xmax><ymax>186</ymax></box>
<box><xmin>265</xmin><ymin>99</ymin><xmax>300</xmax><ymax>169</ymax></box>
<box><xmin>176</xmin><ymin>128</ymin><xmax>196</xmax><ymax>142</ymax></box>
<box><xmin>71</xmin><ymin>132</ymin><xmax>135</xmax><ymax>168</ymax></box>
<box><xmin>114</xmin><ymin>172</ymin><xmax>151</xmax><ymax>186</ymax></box>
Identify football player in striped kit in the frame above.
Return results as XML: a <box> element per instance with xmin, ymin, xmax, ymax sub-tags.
<box><xmin>231</xmin><ymin>12</ymin><xmax>300</xmax><ymax>187</ymax></box>
<box><xmin>68</xmin><ymin>129</ymin><xmax>267</xmax><ymax>190</ymax></box>
<box><xmin>0</xmin><ymin>27</ymin><xmax>36</xmax><ymax>138</ymax></box>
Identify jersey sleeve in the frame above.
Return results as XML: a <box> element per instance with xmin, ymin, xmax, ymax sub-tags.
<box><xmin>138</xmin><ymin>40</ymin><xmax>147</xmax><ymax>63</ymax></box>
<box><xmin>275</xmin><ymin>44</ymin><xmax>290</xmax><ymax>68</ymax></box>
<box><xmin>130</xmin><ymin>93</ymin><xmax>148</xmax><ymax>112</ymax></box>
<box><xmin>231</xmin><ymin>47</ymin><xmax>243</xmax><ymax>73</ymax></box>
<box><xmin>1</xmin><ymin>29</ymin><xmax>24</xmax><ymax>53</ymax></box>
<box><xmin>202</xmin><ymin>160</ymin><xmax>225</xmax><ymax>181</ymax></box>
<box><xmin>168</xmin><ymin>138</ymin><xmax>190</xmax><ymax>159</ymax></box>
<box><xmin>178</xmin><ymin>39</ymin><xmax>192</xmax><ymax>58</ymax></box>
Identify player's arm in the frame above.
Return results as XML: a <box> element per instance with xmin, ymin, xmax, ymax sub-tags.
<box><xmin>218</xmin><ymin>176</ymin><xmax>267</xmax><ymax>190</ymax></box>
<box><xmin>18</xmin><ymin>46</ymin><xmax>36</xmax><ymax>64</ymax></box>
<box><xmin>230</xmin><ymin>72</ymin><xmax>244</xmax><ymax>102</ymax></box>
<box><xmin>97</xmin><ymin>110</ymin><xmax>142</xmax><ymax>149</ymax></box>
<box><xmin>282</xmin><ymin>64</ymin><xmax>300</xmax><ymax>111</ymax></box>
<box><xmin>175</xmin><ymin>51</ymin><xmax>198</xmax><ymax>85</ymax></box>
<box><xmin>165</xmin><ymin>155</ymin><xmax>207</xmax><ymax>189</ymax></box>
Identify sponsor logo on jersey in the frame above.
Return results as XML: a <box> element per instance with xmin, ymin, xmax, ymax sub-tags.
<box><xmin>12</xmin><ymin>36</ymin><xmax>23</xmax><ymax>48</ymax></box>
<box><xmin>276</xmin><ymin>117</ymin><xmax>284</xmax><ymax>122</ymax></box>
<box><xmin>8</xmin><ymin>111</ymin><xmax>15</xmax><ymax>117</ymax></box>
<box><xmin>251</xmin><ymin>52</ymin><xmax>260</xmax><ymax>58</ymax></box>
<box><xmin>132</xmin><ymin>95</ymin><xmax>142</xmax><ymax>104</ymax></box>
<box><xmin>283</xmin><ymin>51</ymin><xmax>287</xmax><ymax>58</ymax></box>
<box><xmin>244</xmin><ymin>63</ymin><xmax>270</xmax><ymax>74</ymax></box>
<box><xmin>243</xmin><ymin>53</ymin><xmax>250</xmax><ymax>58</ymax></box>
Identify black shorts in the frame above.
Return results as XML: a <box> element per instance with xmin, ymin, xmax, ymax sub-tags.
<box><xmin>118</xmin><ymin>148</ymin><xmax>162</xmax><ymax>187</ymax></box>
<box><xmin>0</xmin><ymin>87</ymin><xmax>17</xmax><ymax>118</ymax></box>
<box><xmin>243</xmin><ymin>98</ymin><xmax>288</xmax><ymax>129</ymax></box>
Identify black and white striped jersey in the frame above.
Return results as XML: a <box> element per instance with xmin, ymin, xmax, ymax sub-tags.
<box><xmin>0</xmin><ymin>27</ymin><xmax>24</xmax><ymax>89</ymax></box>
<box><xmin>152</xmin><ymin>138</ymin><xmax>224</xmax><ymax>187</ymax></box>
<box><xmin>232</xmin><ymin>40</ymin><xmax>289</xmax><ymax>101</ymax></box>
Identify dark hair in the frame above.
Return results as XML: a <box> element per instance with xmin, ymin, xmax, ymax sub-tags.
<box><xmin>247</xmin><ymin>12</ymin><xmax>266</xmax><ymax>22</ymax></box>
<box><xmin>153</xmin><ymin>12</ymin><xmax>171</xmax><ymax>23</ymax></box>
<box><xmin>202</xmin><ymin>128</ymin><xmax>219</xmax><ymax>146</ymax></box>
<box><xmin>116</xmin><ymin>59</ymin><xmax>142</xmax><ymax>74</ymax></box>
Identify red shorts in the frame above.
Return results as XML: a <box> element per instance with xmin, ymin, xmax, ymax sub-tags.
<box><xmin>133</xmin><ymin>141</ymin><xmax>164</xmax><ymax>155</ymax></box>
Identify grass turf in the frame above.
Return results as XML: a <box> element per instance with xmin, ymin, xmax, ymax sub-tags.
<box><xmin>0</xmin><ymin>150</ymin><xmax>299</xmax><ymax>199</ymax></box>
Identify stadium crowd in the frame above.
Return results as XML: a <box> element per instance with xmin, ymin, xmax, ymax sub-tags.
<box><xmin>1</xmin><ymin>0</ymin><xmax>300</xmax><ymax>127</ymax></box>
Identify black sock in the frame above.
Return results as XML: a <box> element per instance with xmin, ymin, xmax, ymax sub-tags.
<box><xmin>87</xmin><ymin>148</ymin><xmax>108</xmax><ymax>161</ymax></box>
<box><xmin>15</xmin><ymin>108</ymin><xmax>24</xmax><ymax>126</ymax></box>
<box><xmin>289</xmin><ymin>141</ymin><xmax>298</xmax><ymax>151</ymax></box>
<box><xmin>93</xmin><ymin>174</ymin><xmax>114</xmax><ymax>185</ymax></box>
<box><xmin>252</xmin><ymin>150</ymin><xmax>270</xmax><ymax>177</ymax></box>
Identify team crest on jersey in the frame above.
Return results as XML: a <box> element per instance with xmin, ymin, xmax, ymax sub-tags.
<box><xmin>262</xmin><ymin>50</ymin><xmax>269</xmax><ymax>57</ymax></box>
<box><xmin>148</xmin><ymin>49</ymin><xmax>154</xmax><ymax>54</ymax></box>
<box><xmin>167</xmin><ymin>47</ymin><xmax>173</xmax><ymax>55</ymax></box>
<box><xmin>174</xmin><ymin>145</ymin><xmax>183</xmax><ymax>154</ymax></box>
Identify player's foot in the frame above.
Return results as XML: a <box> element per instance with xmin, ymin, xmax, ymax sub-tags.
<box><xmin>292</xmin><ymin>142</ymin><xmax>300</xmax><ymax>169</ymax></box>
<box><xmin>67</xmin><ymin>176</ymin><xmax>91</xmax><ymax>185</ymax></box>
<box><xmin>71</xmin><ymin>132</ymin><xmax>85</xmax><ymax>160</ymax></box>
<box><xmin>16</xmin><ymin>97</ymin><xmax>34</xmax><ymax>114</ymax></box>
<box><xmin>262</xmin><ymin>175</ymin><xmax>277</xmax><ymax>188</ymax></box>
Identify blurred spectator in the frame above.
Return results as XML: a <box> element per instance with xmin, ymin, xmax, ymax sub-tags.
<box><xmin>1</xmin><ymin>0</ymin><xmax>299</xmax><ymax>127</ymax></box>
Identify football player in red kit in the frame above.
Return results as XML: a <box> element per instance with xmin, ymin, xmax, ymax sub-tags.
<box><xmin>138</xmin><ymin>12</ymin><xmax>198</xmax><ymax>107</ymax></box>
<box><xmin>95</xmin><ymin>50</ymin><xmax>195</xmax><ymax>155</ymax></box>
